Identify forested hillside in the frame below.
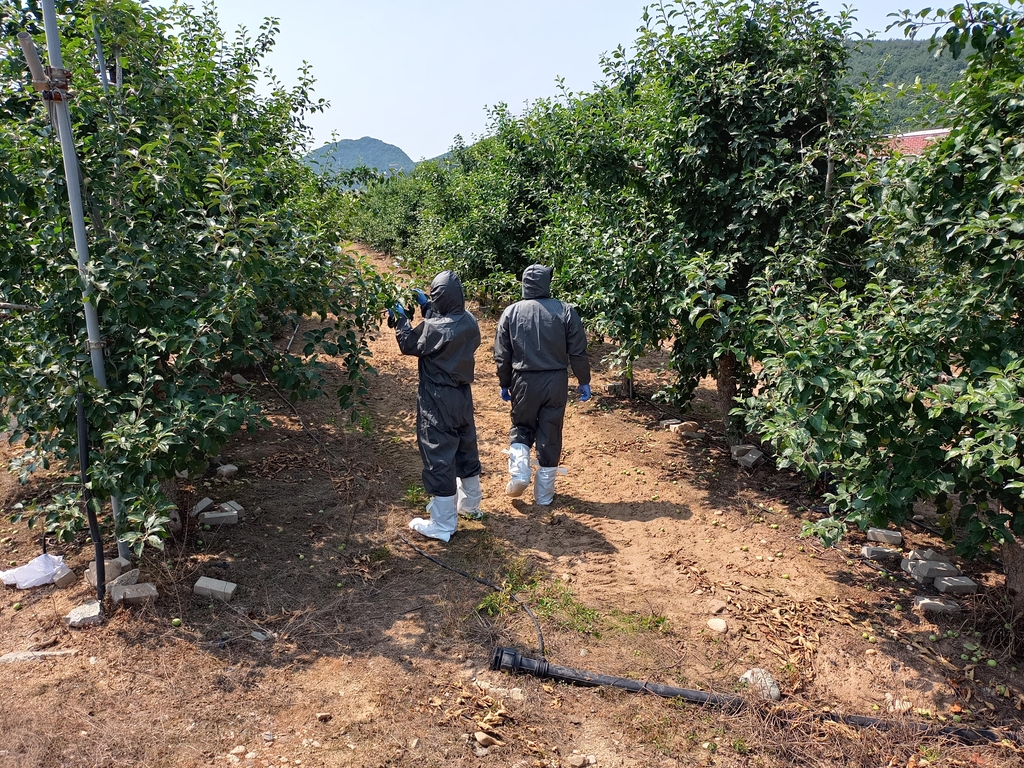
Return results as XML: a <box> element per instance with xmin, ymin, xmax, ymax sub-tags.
<box><xmin>847</xmin><ymin>38</ymin><xmax>965</xmax><ymax>130</ymax></box>
<box><xmin>305</xmin><ymin>136</ymin><xmax>414</xmax><ymax>175</ymax></box>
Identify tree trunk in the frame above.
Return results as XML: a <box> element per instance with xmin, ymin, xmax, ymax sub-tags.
<box><xmin>1002</xmin><ymin>537</ymin><xmax>1024</xmax><ymax>612</ymax></box>
<box><xmin>716</xmin><ymin>351</ymin><xmax>743</xmax><ymax>445</ymax></box>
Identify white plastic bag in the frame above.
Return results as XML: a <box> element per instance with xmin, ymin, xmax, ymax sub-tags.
<box><xmin>0</xmin><ymin>553</ymin><xmax>66</xmax><ymax>589</ymax></box>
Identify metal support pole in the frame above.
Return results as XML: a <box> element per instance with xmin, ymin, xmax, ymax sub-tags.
<box><xmin>34</xmin><ymin>2</ymin><xmax>131</xmax><ymax>559</ymax></box>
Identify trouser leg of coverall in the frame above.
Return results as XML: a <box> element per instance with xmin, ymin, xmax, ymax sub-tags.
<box><xmin>509</xmin><ymin>369</ymin><xmax>568</xmax><ymax>467</ymax></box>
<box><xmin>410</xmin><ymin>383</ymin><xmax>477</xmax><ymax>541</ymax></box>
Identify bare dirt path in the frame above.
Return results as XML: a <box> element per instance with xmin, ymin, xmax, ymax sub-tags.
<box><xmin>0</xmin><ymin>245</ymin><xmax>1019</xmax><ymax>768</ymax></box>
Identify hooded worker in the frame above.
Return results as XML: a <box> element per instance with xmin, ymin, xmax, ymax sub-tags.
<box><xmin>393</xmin><ymin>270</ymin><xmax>482</xmax><ymax>542</ymax></box>
<box><xmin>494</xmin><ymin>264</ymin><xmax>591</xmax><ymax>505</ymax></box>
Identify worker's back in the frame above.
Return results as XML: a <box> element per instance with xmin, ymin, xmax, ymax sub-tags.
<box><xmin>495</xmin><ymin>265</ymin><xmax>588</xmax><ymax>380</ymax></box>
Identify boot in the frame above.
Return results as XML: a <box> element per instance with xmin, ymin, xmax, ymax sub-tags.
<box><xmin>505</xmin><ymin>443</ymin><xmax>532</xmax><ymax>497</ymax></box>
<box><xmin>457</xmin><ymin>475</ymin><xmax>483</xmax><ymax>519</ymax></box>
<box><xmin>409</xmin><ymin>495</ymin><xmax>458</xmax><ymax>542</ymax></box>
<box><xmin>534</xmin><ymin>466</ymin><xmax>561</xmax><ymax>506</ymax></box>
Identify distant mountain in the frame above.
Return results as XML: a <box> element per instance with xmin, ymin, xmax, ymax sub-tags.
<box><xmin>306</xmin><ymin>136</ymin><xmax>414</xmax><ymax>175</ymax></box>
<box><xmin>845</xmin><ymin>39</ymin><xmax>966</xmax><ymax>131</ymax></box>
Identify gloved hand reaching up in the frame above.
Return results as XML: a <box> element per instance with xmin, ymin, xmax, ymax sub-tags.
<box><xmin>578</xmin><ymin>384</ymin><xmax>592</xmax><ymax>402</ymax></box>
<box><xmin>388</xmin><ymin>304</ymin><xmax>407</xmax><ymax>321</ymax></box>
<box><xmin>500</xmin><ymin>387</ymin><xmax>512</xmax><ymax>402</ymax></box>
<box><xmin>413</xmin><ymin>289</ymin><xmax>429</xmax><ymax>307</ymax></box>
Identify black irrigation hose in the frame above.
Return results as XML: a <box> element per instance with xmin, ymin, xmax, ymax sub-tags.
<box><xmin>399</xmin><ymin>535</ymin><xmax>546</xmax><ymax>657</ymax></box>
<box><xmin>491</xmin><ymin>646</ymin><xmax>744</xmax><ymax>710</ymax></box>
<box><xmin>491</xmin><ymin>647</ymin><xmax>1018</xmax><ymax>746</ymax></box>
<box><xmin>76</xmin><ymin>394</ymin><xmax>105</xmax><ymax>602</ymax></box>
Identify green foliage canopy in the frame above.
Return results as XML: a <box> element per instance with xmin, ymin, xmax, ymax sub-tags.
<box><xmin>744</xmin><ymin>0</ymin><xmax>1024</xmax><ymax>562</ymax></box>
<box><xmin>0</xmin><ymin>0</ymin><xmax>386</xmax><ymax>550</ymax></box>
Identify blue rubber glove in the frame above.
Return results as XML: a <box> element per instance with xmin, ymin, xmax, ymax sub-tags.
<box><xmin>413</xmin><ymin>289</ymin><xmax>429</xmax><ymax>307</ymax></box>
<box><xmin>578</xmin><ymin>384</ymin><xmax>592</xmax><ymax>402</ymax></box>
<box><xmin>500</xmin><ymin>387</ymin><xmax>512</xmax><ymax>402</ymax></box>
<box><xmin>392</xmin><ymin>304</ymin><xmax>407</xmax><ymax>319</ymax></box>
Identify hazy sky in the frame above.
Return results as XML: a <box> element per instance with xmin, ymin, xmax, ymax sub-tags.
<box><xmin>157</xmin><ymin>0</ymin><xmax>908</xmax><ymax>160</ymax></box>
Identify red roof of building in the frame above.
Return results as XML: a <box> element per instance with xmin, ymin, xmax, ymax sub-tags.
<box><xmin>885</xmin><ymin>128</ymin><xmax>951</xmax><ymax>156</ymax></box>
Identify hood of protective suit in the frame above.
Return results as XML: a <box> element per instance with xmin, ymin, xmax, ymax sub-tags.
<box><xmin>521</xmin><ymin>265</ymin><xmax>553</xmax><ymax>299</ymax></box>
<box><xmin>429</xmin><ymin>270</ymin><xmax>465</xmax><ymax>315</ymax></box>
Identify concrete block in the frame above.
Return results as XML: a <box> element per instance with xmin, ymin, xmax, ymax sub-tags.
<box><xmin>908</xmin><ymin>548</ymin><xmax>952</xmax><ymax>564</ymax></box>
<box><xmin>866</xmin><ymin>528</ymin><xmax>903</xmax><ymax>546</ymax></box>
<box><xmin>65</xmin><ymin>601</ymin><xmax>103</xmax><ymax>627</ymax></box>
<box><xmin>111</xmin><ymin>582</ymin><xmax>157</xmax><ymax>607</ymax></box>
<box><xmin>606</xmin><ymin>382</ymin><xmax>626</xmax><ymax>397</ymax></box>
<box><xmin>200</xmin><ymin>509</ymin><xmax>238</xmax><ymax>526</ymax></box>
<box><xmin>913</xmin><ymin>596</ymin><xmax>961</xmax><ymax>614</ymax></box>
<box><xmin>681</xmin><ymin>431</ymin><xmax>703</xmax><ymax>441</ymax></box>
<box><xmin>911</xmin><ymin>572</ymin><xmax>934</xmax><ymax>586</ymax></box>
<box><xmin>222</xmin><ymin>500</ymin><xmax>244</xmax><ymax>513</ymax></box>
<box><xmin>909</xmin><ymin>560</ymin><xmax>960</xmax><ymax>579</ymax></box>
<box><xmin>737</xmin><ymin>448</ymin><xmax>765</xmax><ymax>469</ymax></box>
<box><xmin>194</xmin><ymin>576</ymin><xmax>236</xmax><ymax>602</ymax></box>
<box><xmin>861</xmin><ymin>546</ymin><xmax>900</xmax><ymax>561</ymax></box>
<box><xmin>667</xmin><ymin>422</ymin><xmax>684</xmax><ymax>433</ymax></box>
<box><xmin>231</xmin><ymin>374</ymin><xmax>250</xmax><ymax>386</ymax></box>
<box><xmin>85</xmin><ymin>559</ymin><xmax>123</xmax><ymax>587</ymax></box>
<box><xmin>111</xmin><ymin>556</ymin><xmax>132</xmax><ymax>573</ymax></box>
<box><xmin>659</xmin><ymin>418</ymin><xmax>681</xmax><ymax>429</ymax></box>
<box><xmin>731</xmin><ymin>444</ymin><xmax>756</xmax><ymax>459</ymax></box>
<box><xmin>105</xmin><ymin>568</ymin><xmax>140</xmax><ymax>595</ymax></box>
<box><xmin>191</xmin><ymin>497</ymin><xmax>215</xmax><ymax>517</ymax></box>
<box><xmin>217</xmin><ymin>464</ymin><xmax>239</xmax><ymax>478</ymax></box>
<box><xmin>53</xmin><ymin>564</ymin><xmax>77</xmax><ymax>588</ymax></box>
<box><xmin>934</xmin><ymin>576</ymin><xmax>978</xmax><ymax>595</ymax></box>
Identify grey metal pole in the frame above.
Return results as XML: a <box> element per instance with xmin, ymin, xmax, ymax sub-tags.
<box><xmin>37</xmin><ymin>2</ymin><xmax>131</xmax><ymax>560</ymax></box>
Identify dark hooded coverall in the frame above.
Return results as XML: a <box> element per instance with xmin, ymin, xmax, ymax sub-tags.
<box><xmin>395</xmin><ymin>271</ymin><xmax>482</xmax><ymax>497</ymax></box>
<box><xmin>494</xmin><ymin>265</ymin><xmax>591</xmax><ymax>467</ymax></box>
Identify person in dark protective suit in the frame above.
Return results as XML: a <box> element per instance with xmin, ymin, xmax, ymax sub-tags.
<box><xmin>392</xmin><ymin>270</ymin><xmax>482</xmax><ymax>542</ymax></box>
<box><xmin>494</xmin><ymin>264</ymin><xmax>591</xmax><ymax>505</ymax></box>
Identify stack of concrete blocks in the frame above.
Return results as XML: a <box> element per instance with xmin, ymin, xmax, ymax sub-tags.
<box><xmin>191</xmin><ymin>497</ymin><xmax>242</xmax><ymax>526</ymax></box>
<box><xmin>900</xmin><ymin>548</ymin><xmax>972</xmax><ymax>588</ymax></box>
<box><xmin>194</xmin><ymin>576</ymin><xmax>237</xmax><ymax>602</ymax></box>
<box><xmin>899</xmin><ymin>548</ymin><xmax>978</xmax><ymax>615</ymax></box>
<box><xmin>201</xmin><ymin>500</ymin><xmax>243</xmax><ymax>526</ymax></box>
<box><xmin>191</xmin><ymin>497</ymin><xmax>215</xmax><ymax>518</ymax></box>
<box><xmin>85</xmin><ymin>557</ymin><xmax>161</xmax><ymax>609</ymax></box>
<box><xmin>85</xmin><ymin>556</ymin><xmax>132</xmax><ymax>587</ymax></box>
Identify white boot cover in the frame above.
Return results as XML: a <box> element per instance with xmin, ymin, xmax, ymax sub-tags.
<box><xmin>457</xmin><ymin>475</ymin><xmax>483</xmax><ymax>519</ymax></box>
<box><xmin>504</xmin><ymin>443</ymin><xmax>532</xmax><ymax>497</ymax></box>
<box><xmin>534</xmin><ymin>466</ymin><xmax>567</xmax><ymax>506</ymax></box>
<box><xmin>409</xmin><ymin>495</ymin><xmax>458</xmax><ymax>542</ymax></box>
